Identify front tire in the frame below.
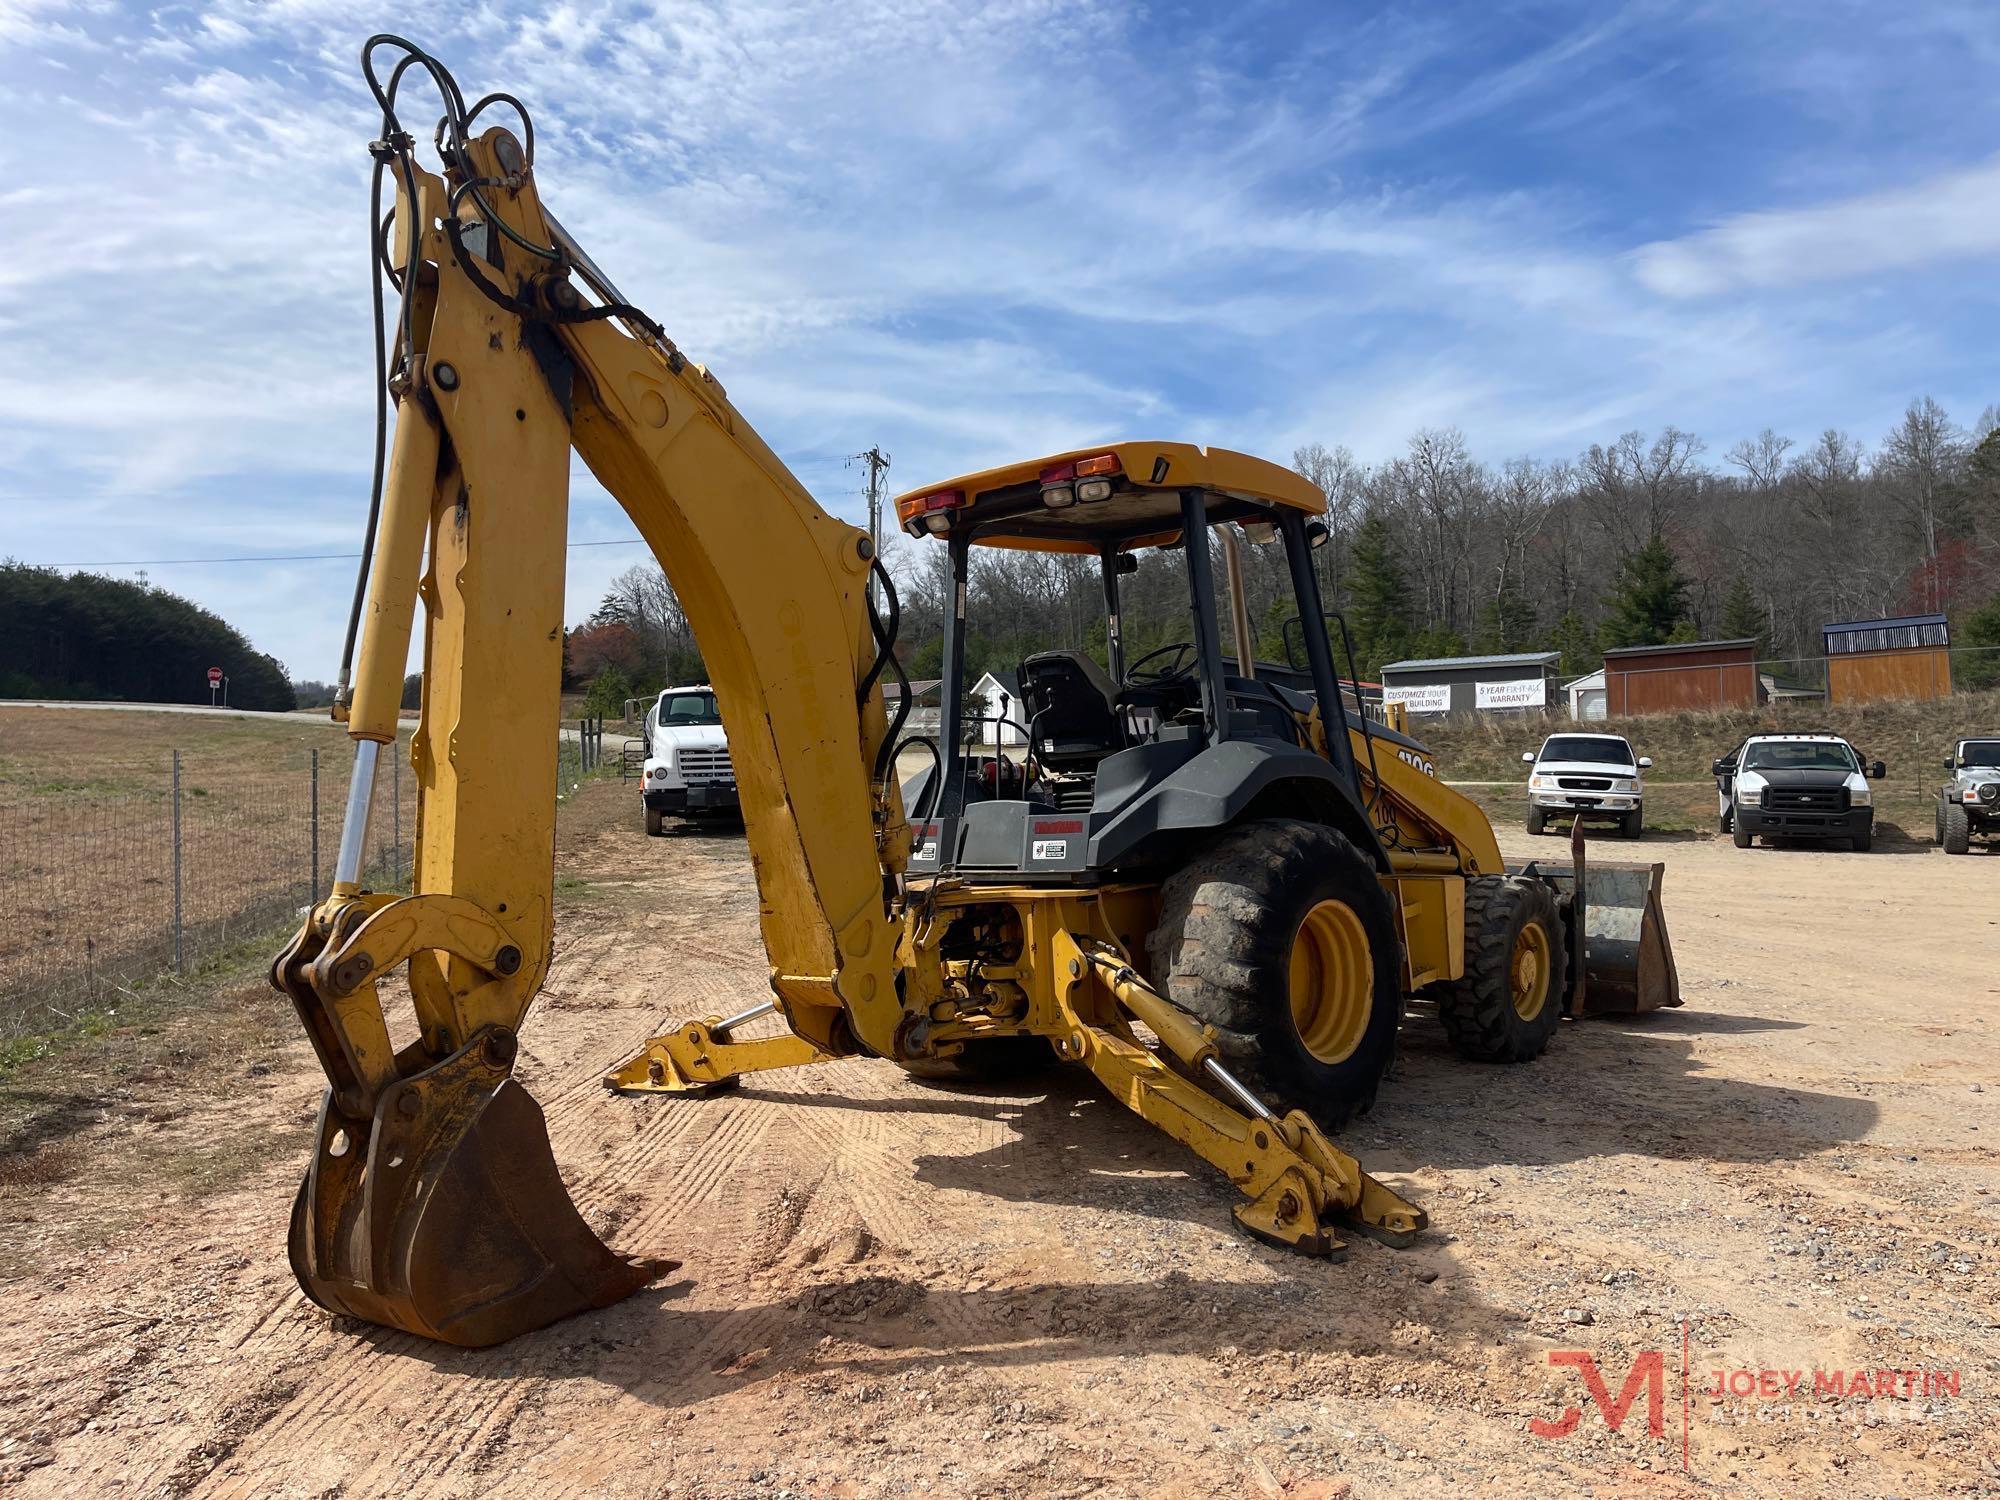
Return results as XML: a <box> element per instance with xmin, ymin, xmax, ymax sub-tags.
<box><xmin>1622</xmin><ymin>808</ymin><xmax>1644</xmax><ymax>839</ymax></box>
<box><xmin>1149</xmin><ymin>819</ymin><xmax>1401</xmax><ymax>1129</ymax></box>
<box><xmin>1941</xmin><ymin>802</ymin><xmax>1971</xmax><ymax>855</ymax></box>
<box><xmin>1526</xmin><ymin>805</ymin><xmax>1546</xmax><ymax>836</ymax></box>
<box><xmin>1851</xmin><ymin>818</ymin><xmax>1874</xmax><ymax>852</ymax></box>
<box><xmin>645</xmin><ymin>805</ymin><xmax>665</xmax><ymax>836</ymax></box>
<box><xmin>1733</xmin><ymin>821</ymin><xmax>1753</xmax><ymax>849</ymax></box>
<box><xmin>1432</xmin><ymin>877</ymin><xmax>1566</xmax><ymax>1064</ymax></box>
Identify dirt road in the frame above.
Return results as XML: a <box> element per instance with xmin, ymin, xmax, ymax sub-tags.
<box><xmin>1</xmin><ymin>787</ymin><xmax>1994</xmax><ymax>1497</ymax></box>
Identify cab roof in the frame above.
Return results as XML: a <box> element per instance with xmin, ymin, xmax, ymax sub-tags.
<box><xmin>892</xmin><ymin>441</ymin><xmax>1324</xmax><ymax>555</ymax></box>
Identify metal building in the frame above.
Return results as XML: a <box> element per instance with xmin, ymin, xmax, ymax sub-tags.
<box><xmin>1601</xmin><ymin>638</ymin><xmax>1762</xmax><ymax>714</ymax></box>
<box><xmin>1822</xmin><ymin>614</ymin><xmax>1951</xmax><ymax>705</ymax></box>
<box><xmin>1378</xmin><ymin>651</ymin><xmax>1560</xmax><ymax>719</ymax></box>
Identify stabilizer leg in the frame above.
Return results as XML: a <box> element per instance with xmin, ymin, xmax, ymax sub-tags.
<box><xmin>1056</xmin><ymin>933</ymin><xmax>1427</xmax><ymax>1256</ymax></box>
<box><xmin>605</xmin><ymin>999</ymin><xmax>832</xmax><ymax>1094</ymax></box>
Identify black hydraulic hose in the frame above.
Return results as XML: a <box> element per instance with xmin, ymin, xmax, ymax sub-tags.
<box><xmin>897</xmin><ymin>735</ymin><xmax>943</xmax><ymax>820</ymax></box>
<box><xmin>862</xmin><ymin>560</ymin><xmax>912</xmax><ymax>785</ymax></box>
<box><xmin>334</xmin><ymin>157</ymin><xmax>393</xmax><ymax>708</ymax></box>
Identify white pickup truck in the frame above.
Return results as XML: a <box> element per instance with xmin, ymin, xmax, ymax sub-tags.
<box><xmin>1522</xmin><ymin>731</ymin><xmax>1650</xmax><ymax>839</ymax></box>
<box><xmin>639</xmin><ymin>685</ymin><xmax>739</xmax><ymax>834</ymax></box>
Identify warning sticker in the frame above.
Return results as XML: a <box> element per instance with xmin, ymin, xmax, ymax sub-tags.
<box><xmin>1032</xmin><ymin>839</ymin><xmax>1068</xmax><ymax>860</ymax></box>
<box><xmin>914</xmin><ymin>841</ymin><xmax>937</xmax><ymax>861</ymax></box>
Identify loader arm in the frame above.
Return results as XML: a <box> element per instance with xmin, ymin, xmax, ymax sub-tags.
<box><xmin>271</xmin><ymin>39</ymin><xmax>908</xmax><ymax>1345</ymax></box>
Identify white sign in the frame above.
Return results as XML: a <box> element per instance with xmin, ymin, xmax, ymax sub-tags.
<box><xmin>1383</xmin><ymin>682</ymin><xmax>1451</xmax><ymax>715</ymax></box>
<box><xmin>1032</xmin><ymin>839</ymin><xmax>1068</xmax><ymax>861</ymax></box>
<box><xmin>1476</xmin><ymin>677</ymin><xmax>1548</xmax><ymax>710</ymax></box>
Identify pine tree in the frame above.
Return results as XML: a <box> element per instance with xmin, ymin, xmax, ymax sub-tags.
<box><xmin>1341</xmin><ymin>509</ymin><xmax>1413</xmax><ymax>677</ymax></box>
<box><xmin>1547</xmin><ymin>611</ymin><xmax>1598</xmax><ymax>676</ymax></box>
<box><xmin>1719</xmin><ymin>576</ymin><xmax>1769</xmax><ymax>656</ymax></box>
<box><xmin>1598</xmin><ymin>534</ymin><xmax>1691</xmax><ymax>649</ymax></box>
<box><xmin>1955</xmin><ymin>593</ymin><xmax>2000</xmax><ymax>691</ymax></box>
<box><xmin>1476</xmin><ymin>575</ymin><xmax>1537</xmax><ymax>653</ymax></box>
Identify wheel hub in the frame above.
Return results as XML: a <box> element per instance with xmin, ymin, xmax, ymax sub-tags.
<box><xmin>1288</xmin><ymin>899</ymin><xmax>1373</xmax><ymax>1064</ymax></box>
<box><xmin>1510</xmin><ymin>923</ymin><xmax>1551</xmax><ymax>1021</ymax></box>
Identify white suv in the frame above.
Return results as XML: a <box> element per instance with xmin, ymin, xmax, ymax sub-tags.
<box><xmin>1522</xmin><ymin>732</ymin><xmax>1650</xmax><ymax>839</ymax></box>
<box><xmin>640</xmin><ymin>685</ymin><xmax>739</xmax><ymax>834</ymax></box>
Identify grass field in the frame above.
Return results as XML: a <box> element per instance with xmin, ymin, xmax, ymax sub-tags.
<box><xmin>0</xmin><ymin>707</ymin><xmax>419</xmax><ymax>1044</ymax></box>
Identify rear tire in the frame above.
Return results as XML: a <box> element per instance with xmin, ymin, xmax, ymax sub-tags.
<box><xmin>1732</xmin><ymin>821</ymin><xmax>1753</xmax><ymax>849</ymax></box>
<box><xmin>1941</xmin><ymin>802</ymin><xmax>1971</xmax><ymax>855</ymax></box>
<box><xmin>1718</xmin><ymin>809</ymin><xmax>1732</xmax><ymax>834</ymax></box>
<box><xmin>1432</xmin><ymin>877</ymin><xmax>1566</xmax><ymax>1064</ymax></box>
<box><xmin>1526</xmin><ymin>806</ymin><xmax>1546</xmax><ymax>836</ymax></box>
<box><xmin>1148</xmin><ymin>818</ymin><xmax>1401</xmax><ymax>1129</ymax></box>
<box><xmin>645</xmin><ymin>806</ymin><xmax>665</xmax><ymax>836</ymax></box>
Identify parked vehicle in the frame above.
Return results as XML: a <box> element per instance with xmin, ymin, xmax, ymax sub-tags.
<box><xmin>1937</xmin><ymin>737</ymin><xmax>2000</xmax><ymax>855</ymax></box>
<box><xmin>640</xmin><ymin>685</ymin><xmax>739</xmax><ymax>833</ymax></box>
<box><xmin>1713</xmin><ymin>733</ymin><xmax>1885</xmax><ymax>851</ymax></box>
<box><xmin>1521</xmin><ymin>732</ymin><xmax>1651</xmax><ymax>838</ymax></box>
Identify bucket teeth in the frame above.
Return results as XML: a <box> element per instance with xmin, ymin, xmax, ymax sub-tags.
<box><xmin>288</xmin><ymin>1029</ymin><xmax>673</xmax><ymax>1347</ymax></box>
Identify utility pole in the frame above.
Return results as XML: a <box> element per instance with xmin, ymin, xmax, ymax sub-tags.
<box><xmin>855</xmin><ymin>446</ymin><xmax>891</xmax><ymax>601</ymax></box>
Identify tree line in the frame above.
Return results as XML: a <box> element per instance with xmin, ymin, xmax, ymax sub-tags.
<box><xmin>0</xmin><ymin>562</ymin><xmax>296</xmax><ymax>710</ymax></box>
<box><xmin>569</xmin><ymin>395</ymin><xmax>2000</xmax><ymax>709</ymax></box>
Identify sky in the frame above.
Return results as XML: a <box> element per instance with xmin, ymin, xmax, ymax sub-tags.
<box><xmin>3</xmin><ymin>0</ymin><xmax>1999</xmax><ymax>681</ymax></box>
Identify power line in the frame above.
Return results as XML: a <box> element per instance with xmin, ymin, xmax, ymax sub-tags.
<box><xmin>852</xmin><ymin>445</ymin><xmax>891</xmax><ymax>602</ymax></box>
<box><xmin>32</xmin><ymin>538</ymin><xmax>651</xmax><ymax>569</ymax></box>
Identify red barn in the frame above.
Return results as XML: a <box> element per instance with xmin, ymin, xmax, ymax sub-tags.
<box><xmin>1602</xmin><ymin>638</ymin><xmax>1763</xmax><ymax>715</ymax></box>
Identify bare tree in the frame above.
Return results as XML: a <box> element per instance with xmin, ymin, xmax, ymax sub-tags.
<box><xmin>1876</xmin><ymin>396</ymin><xmax>1968</xmax><ymax>612</ymax></box>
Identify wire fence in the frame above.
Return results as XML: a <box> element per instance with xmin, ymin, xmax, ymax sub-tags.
<box><xmin>2</xmin><ymin>723</ymin><xmax>611</xmax><ymax>1042</ymax></box>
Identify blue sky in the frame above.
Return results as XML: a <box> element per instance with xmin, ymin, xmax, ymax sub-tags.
<box><xmin>3</xmin><ymin>0</ymin><xmax>1999</xmax><ymax>680</ymax></box>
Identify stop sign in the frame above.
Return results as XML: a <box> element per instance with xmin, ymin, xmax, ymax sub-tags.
<box><xmin>207</xmin><ymin>667</ymin><xmax>223</xmax><ymax>685</ymax></box>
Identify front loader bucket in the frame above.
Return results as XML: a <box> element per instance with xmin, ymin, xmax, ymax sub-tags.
<box><xmin>289</xmin><ymin>1030</ymin><xmax>671</xmax><ymax>1347</ymax></box>
<box><xmin>1519</xmin><ymin>823</ymin><xmax>1681</xmax><ymax>1019</ymax></box>
<box><xmin>1570</xmin><ymin>861</ymin><xmax>1681</xmax><ymax>1016</ymax></box>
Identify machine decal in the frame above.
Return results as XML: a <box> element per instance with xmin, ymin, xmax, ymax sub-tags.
<box><xmin>1032</xmin><ymin>839</ymin><xmax>1068</xmax><ymax>860</ymax></box>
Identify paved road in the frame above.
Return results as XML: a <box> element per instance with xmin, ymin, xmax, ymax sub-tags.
<box><xmin>0</xmin><ymin>698</ymin><xmax>325</xmax><ymax>721</ymax></box>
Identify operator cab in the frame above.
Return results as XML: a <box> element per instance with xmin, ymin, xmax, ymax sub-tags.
<box><xmin>892</xmin><ymin>442</ymin><xmax>1394</xmax><ymax>883</ymax></box>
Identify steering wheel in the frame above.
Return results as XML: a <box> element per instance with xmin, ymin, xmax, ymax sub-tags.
<box><xmin>1123</xmin><ymin>641</ymin><xmax>1200</xmax><ymax>690</ymax></box>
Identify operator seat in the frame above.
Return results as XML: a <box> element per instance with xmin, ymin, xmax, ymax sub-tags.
<box><xmin>1017</xmin><ymin>650</ymin><xmax>1123</xmax><ymax>770</ymax></box>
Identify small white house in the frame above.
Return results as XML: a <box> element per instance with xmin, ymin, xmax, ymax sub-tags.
<box><xmin>969</xmin><ymin>670</ymin><xmax>1026</xmax><ymax>746</ymax></box>
<box><xmin>1565</xmin><ymin>669</ymin><xmax>1607</xmax><ymax>721</ymax></box>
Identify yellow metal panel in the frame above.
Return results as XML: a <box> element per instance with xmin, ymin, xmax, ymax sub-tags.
<box><xmin>1386</xmin><ymin>873</ymin><xmax>1464</xmax><ymax>990</ymax></box>
<box><xmin>895</xmin><ymin>441</ymin><xmax>1326</xmax><ymax>515</ymax></box>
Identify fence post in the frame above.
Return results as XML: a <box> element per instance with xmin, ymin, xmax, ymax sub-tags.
<box><xmin>310</xmin><ymin>746</ymin><xmax>321</xmax><ymax>909</ymax></box>
<box><xmin>171</xmin><ymin>749</ymin><xmax>185</xmax><ymax>974</ymax></box>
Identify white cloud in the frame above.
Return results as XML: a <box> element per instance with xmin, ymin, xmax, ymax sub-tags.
<box><xmin>1631</xmin><ymin>158</ymin><xmax>2000</xmax><ymax>299</ymax></box>
<box><xmin>5</xmin><ymin>1</ymin><xmax>2000</xmax><ymax>678</ymax></box>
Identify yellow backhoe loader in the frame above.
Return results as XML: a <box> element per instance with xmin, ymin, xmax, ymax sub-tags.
<box><xmin>274</xmin><ymin>38</ymin><xmax>1679</xmax><ymax>1349</ymax></box>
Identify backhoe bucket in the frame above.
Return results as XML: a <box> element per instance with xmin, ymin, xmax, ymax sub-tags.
<box><xmin>288</xmin><ymin>1030</ymin><xmax>670</xmax><ymax>1347</ymax></box>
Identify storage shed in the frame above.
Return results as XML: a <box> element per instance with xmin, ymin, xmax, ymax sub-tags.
<box><xmin>1565</xmin><ymin>669</ymin><xmax>1607</xmax><ymax>721</ymax></box>
<box><xmin>1602</xmin><ymin>638</ymin><xmax>1762</xmax><ymax>715</ymax></box>
<box><xmin>1378</xmin><ymin>651</ymin><xmax>1560</xmax><ymax>719</ymax></box>
<box><xmin>1822</xmin><ymin>614</ymin><xmax>1951</xmax><ymax>705</ymax></box>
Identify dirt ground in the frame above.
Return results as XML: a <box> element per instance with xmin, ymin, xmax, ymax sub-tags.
<box><xmin>1</xmin><ymin>782</ymin><xmax>1995</xmax><ymax>1497</ymax></box>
